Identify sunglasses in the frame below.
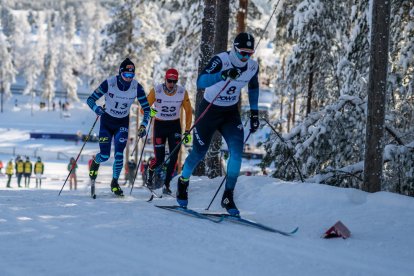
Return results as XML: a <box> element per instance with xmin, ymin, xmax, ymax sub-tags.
<box><xmin>235</xmin><ymin>46</ymin><xmax>254</xmax><ymax>58</ymax></box>
<box><xmin>166</xmin><ymin>79</ymin><xmax>178</xmax><ymax>84</ymax></box>
<box><xmin>122</xmin><ymin>72</ymin><xmax>135</xmax><ymax>78</ymax></box>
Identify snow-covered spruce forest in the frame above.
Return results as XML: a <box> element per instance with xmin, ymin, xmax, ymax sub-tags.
<box><xmin>0</xmin><ymin>0</ymin><xmax>413</xmax><ymax>196</ymax></box>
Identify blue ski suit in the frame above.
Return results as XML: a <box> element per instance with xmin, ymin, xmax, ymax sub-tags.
<box><xmin>87</xmin><ymin>75</ymin><xmax>150</xmax><ymax>179</ymax></box>
<box><xmin>181</xmin><ymin>51</ymin><xmax>259</xmax><ymax>190</ymax></box>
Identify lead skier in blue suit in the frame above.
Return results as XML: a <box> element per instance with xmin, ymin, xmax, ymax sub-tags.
<box><xmin>176</xmin><ymin>33</ymin><xmax>260</xmax><ymax>215</ymax></box>
<box><xmin>87</xmin><ymin>58</ymin><xmax>150</xmax><ymax>196</ymax></box>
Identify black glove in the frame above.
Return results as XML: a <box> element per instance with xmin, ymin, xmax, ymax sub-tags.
<box><xmin>221</xmin><ymin>68</ymin><xmax>241</xmax><ymax>80</ymax></box>
<box><xmin>94</xmin><ymin>106</ymin><xmax>105</xmax><ymax>116</ymax></box>
<box><xmin>137</xmin><ymin>125</ymin><xmax>146</xmax><ymax>138</ymax></box>
<box><xmin>250</xmin><ymin>110</ymin><xmax>259</xmax><ymax>133</ymax></box>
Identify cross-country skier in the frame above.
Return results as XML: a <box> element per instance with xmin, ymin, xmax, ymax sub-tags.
<box><xmin>144</xmin><ymin>68</ymin><xmax>193</xmax><ymax>195</ymax></box>
<box><xmin>176</xmin><ymin>32</ymin><xmax>260</xmax><ymax>216</ymax></box>
<box><xmin>87</xmin><ymin>58</ymin><xmax>150</xmax><ymax>196</ymax></box>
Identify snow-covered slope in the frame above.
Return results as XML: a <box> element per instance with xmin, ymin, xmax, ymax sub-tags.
<box><xmin>1</xmin><ymin>95</ymin><xmax>414</xmax><ymax>276</ymax></box>
<box><xmin>1</xmin><ymin>175</ymin><xmax>413</xmax><ymax>276</ymax></box>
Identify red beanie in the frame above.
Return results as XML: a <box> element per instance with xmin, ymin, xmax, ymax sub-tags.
<box><xmin>165</xmin><ymin>68</ymin><xmax>179</xmax><ymax>80</ymax></box>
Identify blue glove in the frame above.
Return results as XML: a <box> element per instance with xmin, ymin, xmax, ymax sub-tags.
<box><xmin>137</xmin><ymin>125</ymin><xmax>146</xmax><ymax>138</ymax></box>
<box><xmin>94</xmin><ymin>106</ymin><xmax>105</xmax><ymax>116</ymax></box>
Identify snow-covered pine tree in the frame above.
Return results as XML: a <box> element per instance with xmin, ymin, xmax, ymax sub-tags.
<box><xmin>286</xmin><ymin>0</ymin><xmax>349</xmax><ymax>115</ymax></box>
<box><xmin>22</xmin><ymin>12</ymin><xmax>47</xmax><ymax>98</ymax></box>
<box><xmin>95</xmin><ymin>0</ymin><xmax>138</xmax><ymax>82</ymax></box>
<box><xmin>0</xmin><ymin>21</ymin><xmax>17</xmax><ymax>108</ymax></box>
<box><xmin>41</xmin><ymin>13</ymin><xmax>58</xmax><ymax>109</ymax></box>
<box><xmin>60</xmin><ymin>7</ymin><xmax>81</xmax><ymax>101</ymax></box>
<box><xmin>382</xmin><ymin>0</ymin><xmax>414</xmax><ymax>196</ymax></box>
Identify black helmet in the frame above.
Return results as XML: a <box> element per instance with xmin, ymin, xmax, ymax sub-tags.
<box><xmin>233</xmin><ymin>32</ymin><xmax>255</xmax><ymax>50</ymax></box>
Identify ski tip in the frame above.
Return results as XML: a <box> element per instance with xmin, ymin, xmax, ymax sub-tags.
<box><xmin>147</xmin><ymin>195</ymin><xmax>154</xmax><ymax>202</ymax></box>
<box><xmin>291</xmin><ymin>227</ymin><xmax>299</xmax><ymax>234</ymax></box>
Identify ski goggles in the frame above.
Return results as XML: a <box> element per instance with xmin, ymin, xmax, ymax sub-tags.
<box><xmin>166</xmin><ymin>79</ymin><xmax>178</xmax><ymax>84</ymax></box>
<box><xmin>122</xmin><ymin>72</ymin><xmax>135</xmax><ymax>79</ymax></box>
<box><xmin>235</xmin><ymin>46</ymin><xmax>255</xmax><ymax>59</ymax></box>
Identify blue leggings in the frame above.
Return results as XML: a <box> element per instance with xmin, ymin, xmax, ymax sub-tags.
<box><xmin>181</xmin><ymin>100</ymin><xmax>243</xmax><ymax>190</ymax></box>
<box><xmin>95</xmin><ymin>114</ymin><xmax>129</xmax><ymax>179</ymax></box>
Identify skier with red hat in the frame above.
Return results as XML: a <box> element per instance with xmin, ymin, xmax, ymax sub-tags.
<box><xmin>144</xmin><ymin>68</ymin><xmax>193</xmax><ymax>195</ymax></box>
<box><xmin>176</xmin><ymin>32</ymin><xmax>260</xmax><ymax>216</ymax></box>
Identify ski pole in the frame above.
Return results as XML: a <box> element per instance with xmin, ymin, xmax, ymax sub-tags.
<box><xmin>59</xmin><ymin>115</ymin><xmax>100</xmax><ymax>196</ymax></box>
<box><xmin>262</xmin><ymin>117</ymin><xmax>304</xmax><ymax>182</ymax></box>
<box><xmin>130</xmin><ymin>136</ymin><xmax>142</xmax><ymax>157</ymax></box>
<box><xmin>130</xmin><ymin>117</ymin><xmax>153</xmax><ymax>195</ymax></box>
<box><xmin>205</xmin><ymin>131</ymin><xmax>252</xmax><ymax>211</ymax></box>
<box><xmin>255</xmin><ymin>0</ymin><xmax>282</xmax><ymax>51</ymax></box>
<box><xmin>155</xmin><ymin>79</ymin><xmax>232</xmax><ymax>173</ymax></box>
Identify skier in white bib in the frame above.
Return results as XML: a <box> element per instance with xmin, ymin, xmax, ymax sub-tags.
<box><xmin>86</xmin><ymin>58</ymin><xmax>150</xmax><ymax>196</ymax></box>
<box><xmin>144</xmin><ymin>68</ymin><xmax>193</xmax><ymax>195</ymax></box>
<box><xmin>176</xmin><ymin>33</ymin><xmax>260</xmax><ymax>215</ymax></box>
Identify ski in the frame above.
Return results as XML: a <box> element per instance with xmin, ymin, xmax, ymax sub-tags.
<box><xmin>155</xmin><ymin>205</ymin><xmax>223</xmax><ymax>223</ymax></box>
<box><xmin>145</xmin><ymin>186</ymin><xmax>162</xmax><ymax>202</ymax></box>
<box><xmin>201</xmin><ymin>212</ymin><xmax>299</xmax><ymax>236</ymax></box>
<box><xmin>90</xmin><ymin>179</ymin><xmax>96</xmax><ymax>199</ymax></box>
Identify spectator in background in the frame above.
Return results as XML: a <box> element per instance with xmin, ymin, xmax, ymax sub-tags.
<box><xmin>88</xmin><ymin>155</ymin><xmax>96</xmax><ymax>170</ymax></box>
<box><xmin>15</xmin><ymin>158</ymin><xmax>24</xmax><ymax>188</ymax></box>
<box><xmin>34</xmin><ymin>157</ymin><xmax>44</xmax><ymax>189</ymax></box>
<box><xmin>127</xmin><ymin>159</ymin><xmax>137</xmax><ymax>187</ymax></box>
<box><xmin>6</xmin><ymin>160</ymin><xmax>13</xmax><ymax>188</ymax></box>
<box><xmin>67</xmin><ymin>157</ymin><xmax>78</xmax><ymax>190</ymax></box>
<box><xmin>140</xmin><ymin>159</ymin><xmax>147</xmax><ymax>177</ymax></box>
<box><xmin>0</xmin><ymin>160</ymin><xmax>3</xmax><ymax>174</ymax></box>
<box><xmin>24</xmin><ymin>156</ymin><xmax>33</xmax><ymax>188</ymax></box>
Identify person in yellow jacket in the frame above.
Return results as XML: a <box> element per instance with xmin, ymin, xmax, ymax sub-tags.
<box><xmin>15</xmin><ymin>158</ymin><xmax>24</xmax><ymax>188</ymax></box>
<box><xmin>6</xmin><ymin>159</ymin><xmax>13</xmax><ymax>188</ymax></box>
<box><xmin>24</xmin><ymin>156</ymin><xmax>33</xmax><ymax>188</ymax></box>
<box><xmin>34</xmin><ymin>157</ymin><xmax>44</xmax><ymax>189</ymax></box>
<box><xmin>144</xmin><ymin>68</ymin><xmax>193</xmax><ymax>195</ymax></box>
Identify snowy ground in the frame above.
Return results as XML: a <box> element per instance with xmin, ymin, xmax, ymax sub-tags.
<box><xmin>1</xmin><ymin>95</ymin><xmax>414</xmax><ymax>275</ymax></box>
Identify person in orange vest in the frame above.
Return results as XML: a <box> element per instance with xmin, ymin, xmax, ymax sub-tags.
<box><xmin>6</xmin><ymin>160</ymin><xmax>13</xmax><ymax>188</ymax></box>
<box><xmin>34</xmin><ymin>157</ymin><xmax>44</xmax><ymax>188</ymax></box>
<box><xmin>24</xmin><ymin>156</ymin><xmax>33</xmax><ymax>188</ymax></box>
<box><xmin>144</xmin><ymin>68</ymin><xmax>193</xmax><ymax>195</ymax></box>
<box><xmin>67</xmin><ymin>157</ymin><xmax>78</xmax><ymax>190</ymax></box>
<box><xmin>0</xmin><ymin>160</ymin><xmax>4</xmax><ymax>174</ymax></box>
<box><xmin>15</xmin><ymin>158</ymin><xmax>24</xmax><ymax>188</ymax></box>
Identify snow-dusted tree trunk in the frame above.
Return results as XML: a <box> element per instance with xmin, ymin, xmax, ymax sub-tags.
<box><xmin>205</xmin><ymin>0</ymin><xmax>230</xmax><ymax>178</ymax></box>
<box><xmin>363</xmin><ymin>0</ymin><xmax>391</xmax><ymax>193</ymax></box>
<box><xmin>193</xmin><ymin>0</ymin><xmax>216</xmax><ymax>176</ymax></box>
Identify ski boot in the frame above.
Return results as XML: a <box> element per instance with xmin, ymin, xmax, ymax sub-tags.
<box><xmin>89</xmin><ymin>160</ymin><xmax>100</xmax><ymax>180</ymax></box>
<box><xmin>176</xmin><ymin>177</ymin><xmax>189</xmax><ymax>208</ymax></box>
<box><xmin>111</xmin><ymin>178</ymin><xmax>124</xmax><ymax>196</ymax></box>
<box><xmin>146</xmin><ymin>168</ymin><xmax>154</xmax><ymax>188</ymax></box>
<box><xmin>162</xmin><ymin>184</ymin><xmax>172</xmax><ymax>195</ymax></box>
<box><xmin>221</xmin><ymin>189</ymin><xmax>240</xmax><ymax>216</ymax></box>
